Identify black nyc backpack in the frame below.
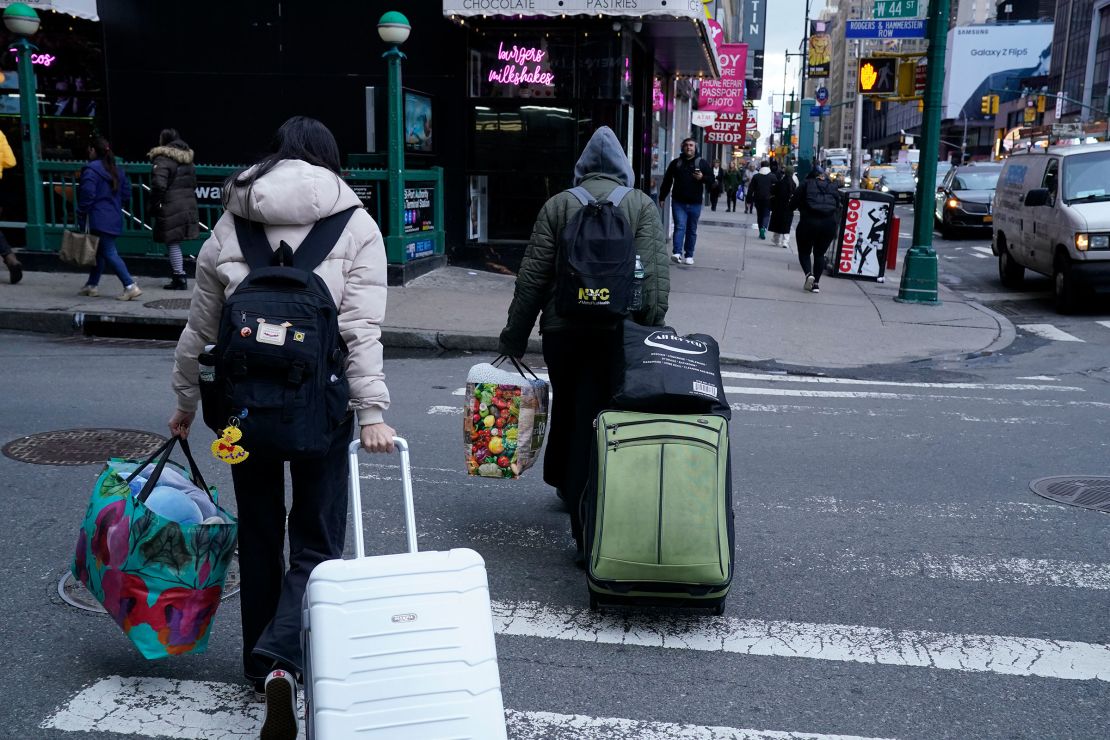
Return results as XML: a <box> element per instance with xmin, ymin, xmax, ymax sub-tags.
<box><xmin>199</xmin><ymin>207</ymin><xmax>357</xmax><ymax>459</ymax></box>
<box><xmin>554</xmin><ymin>185</ymin><xmax>636</xmax><ymax>320</ymax></box>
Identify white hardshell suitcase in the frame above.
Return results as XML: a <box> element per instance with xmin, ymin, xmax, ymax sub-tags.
<box><xmin>302</xmin><ymin>438</ymin><xmax>507</xmax><ymax>739</ymax></box>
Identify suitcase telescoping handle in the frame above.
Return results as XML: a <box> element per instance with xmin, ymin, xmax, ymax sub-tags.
<box><xmin>347</xmin><ymin>437</ymin><xmax>418</xmax><ymax>558</ymax></box>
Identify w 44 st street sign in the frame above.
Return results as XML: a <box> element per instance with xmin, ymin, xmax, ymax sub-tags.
<box><xmin>874</xmin><ymin>0</ymin><xmax>919</xmax><ymax>18</ymax></box>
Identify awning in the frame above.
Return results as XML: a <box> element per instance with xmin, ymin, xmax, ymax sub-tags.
<box><xmin>442</xmin><ymin>0</ymin><xmax>719</xmax><ymax>77</ymax></box>
<box><xmin>0</xmin><ymin>1</ymin><xmax>98</xmax><ymax>22</ymax></box>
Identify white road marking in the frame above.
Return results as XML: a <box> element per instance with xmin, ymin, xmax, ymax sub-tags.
<box><xmin>493</xmin><ymin>601</ymin><xmax>1110</xmax><ymax>682</ymax></box>
<box><xmin>1097</xmin><ymin>321</ymin><xmax>1110</xmax><ymax>331</ymax></box>
<box><xmin>723</xmin><ymin>386</ymin><xmax>1110</xmax><ymax>408</ymax></box>
<box><xmin>970</xmin><ymin>251</ymin><xmax>991</xmax><ymax>259</ymax></box>
<box><xmin>719</xmin><ymin>371</ymin><xmax>1082</xmax><ymax>392</ymax></box>
<box><xmin>1017</xmin><ymin>376</ymin><xmax>1058</xmax><ymax>381</ymax></box>
<box><xmin>772</xmin><ymin>496</ymin><xmax>1074</xmax><ymax>523</ymax></box>
<box><xmin>827</xmin><ymin>552</ymin><xmax>1110</xmax><ymax>590</ymax></box>
<box><xmin>1017</xmin><ymin>324</ymin><xmax>1085</xmax><ymax>342</ymax></box>
<box><xmin>973</xmin><ymin>246</ymin><xmax>994</xmax><ymax>257</ymax></box>
<box><xmin>427</xmin><ymin>404</ymin><xmax>461</xmax><ymax>414</ymax></box>
<box><xmin>452</xmin><ymin>387</ymin><xmax>466</xmax><ymax>395</ymax></box>
<box><xmin>504</xmin><ymin>710</ymin><xmax>897</xmax><ymax>740</ymax></box>
<box><xmin>43</xmin><ymin>677</ymin><xmax>892</xmax><ymax>740</ymax></box>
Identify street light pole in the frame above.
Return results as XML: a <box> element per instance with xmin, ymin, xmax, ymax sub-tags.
<box><xmin>4</xmin><ymin>3</ymin><xmax>44</xmax><ymax>250</ymax></box>
<box><xmin>896</xmin><ymin>0</ymin><xmax>949</xmax><ymax>306</ymax></box>
<box><xmin>377</xmin><ymin>11</ymin><xmax>411</xmax><ymax>265</ymax></box>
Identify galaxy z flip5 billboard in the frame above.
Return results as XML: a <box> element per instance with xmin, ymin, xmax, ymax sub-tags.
<box><xmin>831</xmin><ymin>191</ymin><xmax>894</xmax><ymax>281</ymax></box>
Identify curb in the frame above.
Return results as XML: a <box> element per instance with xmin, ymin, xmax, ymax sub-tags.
<box><xmin>965</xmin><ymin>300</ymin><xmax>1017</xmax><ymax>356</ymax></box>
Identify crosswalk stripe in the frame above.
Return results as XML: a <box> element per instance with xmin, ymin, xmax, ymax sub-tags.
<box><xmin>830</xmin><ymin>552</ymin><xmax>1110</xmax><ymax>590</ymax></box>
<box><xmin>719</xmin><ymin>371</ymin><xmax>1082</xmax><ymax>392</ymax></box>
<box><xmin>41</xmin><ymin>676</ymin><xmax>894</xmax><ymax>740</ymax></box>
<box><xmin>1017</xmin><ymin>324</ymin><xmax>1085</xmax><ymax>342</ymax></box>
<box><xmin>973</xmin><ymin>246</ymin><xmax>994</xmax><ymax>257</ymax></box>
<box><xmin>492</xmin><ymin>601</ymin><xmax>1110</xmax><ymax>682</ymax></box>
<box><xmin>723</xmin><ymin>386</ymin><xmax>1110</xmax><ymax>408</ymax></box>
<box><xmin>774</xmin><ymin>495</ymin><xmax>1072</xmax><ymax>522</ymax></box>
<box><xmin>1097</xmin><ymin>321</ymin><xmax>1110</xmax><ymax>331</ymax></box>
<box><xmin>970</xmin><ymin>251</ymin><xmax>991</xmax><ymax>259</ymax></box>
<box><xmin>427</xmin><ymin>404</ymin><xmax>461</xmax><ymax>414</ymax></box>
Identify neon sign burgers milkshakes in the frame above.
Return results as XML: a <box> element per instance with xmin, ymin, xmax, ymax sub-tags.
<box><xmin>488</xmin><ymin>41</ymin><xmax>555</xmax><ymax>87</ymax></box>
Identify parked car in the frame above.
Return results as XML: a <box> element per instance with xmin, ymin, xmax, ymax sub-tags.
<box><xmin>876</xmin><ymin>172</ymin><xmax>917</xmax><ymax>203</ymax></box>
<box><xmin>933</xmin><ymin>162</ymin><xmax>1004</xmax><ymax>238</ymax></box>
<box><xmin>861</xmin><ymin>165</ymin><xmax>897</xmax><ymax>190</ymax></box>
<box><xmin>992</xmin><ymin>142</ymin><xmax>1110</xmax><ymax>312</ymax></box>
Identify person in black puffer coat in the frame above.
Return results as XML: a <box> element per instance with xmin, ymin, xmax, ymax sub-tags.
<box><xmin>148</xmin><ymin>129</ymin><xmax>199</xmax><ymax>290</ymax></box>
<box><xmin>789</xmin><ymin>165</ymin><xmax>841</xmax><ymax>294</ymax></box>
<box><xmin>745</xmin><ymin>161</ymin><xmax>776</xmax><ymax>239</ymax></box>
<box><xmin>768</xmin><ymin>165</ymin><xmax>797</xmax><ymax>249</ymax></box>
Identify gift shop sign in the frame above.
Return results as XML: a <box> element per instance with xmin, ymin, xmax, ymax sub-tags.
<box><xmin>837</xmin><ymin>197</ymin><xmax>888</xmax><ymax>278</ymax></box>
<box><xmin>704</xmin><ymin>112</ymin><xmax>748</xmax><ymax>145</ymax></box>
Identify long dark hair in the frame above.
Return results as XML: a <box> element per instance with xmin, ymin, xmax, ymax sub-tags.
<box><xmin>158</xmin><ymin>128</ymin><xmax>180</xmax><ymax>146</ymax></box>
<box><xmin>228</xmin><ymin>116</ymin><xmax>342</xmax><ymax>200</ymax></box>
<box><xmin>89</xmin><ymin>136</ymin><xmax>120</xmax><ymax>193</ymax></box>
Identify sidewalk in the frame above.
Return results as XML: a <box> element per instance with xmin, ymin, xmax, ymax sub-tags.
<box><xmin>0</xmin><ymin>207</ymin><xmax>1013</xmax><ymax>369</ymax></box>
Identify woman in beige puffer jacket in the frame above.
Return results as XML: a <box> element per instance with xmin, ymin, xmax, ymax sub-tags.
<box><xmin>166</xmin><ymin>117</ymin><xmax>394</xmax><ymax>717</ymax></box>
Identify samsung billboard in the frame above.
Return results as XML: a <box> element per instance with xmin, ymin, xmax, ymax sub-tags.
<box><xmin>943</xmin><ymin>23</ymin><xmax>1053</xmax><ymax>121</ymax></box>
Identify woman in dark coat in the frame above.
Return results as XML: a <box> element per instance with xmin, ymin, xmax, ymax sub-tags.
<box><xmin>768</xmin><ymin>165</ymin><xmax>798</xmax><ymax>248</ymax></box>
<box><xmin>148</xmin><ymin>128</ymin><xmax>199</xmax><ymax>290</ymax></box>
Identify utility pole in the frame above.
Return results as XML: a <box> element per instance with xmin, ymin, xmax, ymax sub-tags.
<box><xmin>896</xmin><ymin>0</ymin><xmax>949</xmax><ymax>306</ymax></box>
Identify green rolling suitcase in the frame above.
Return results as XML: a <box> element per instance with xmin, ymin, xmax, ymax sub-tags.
<box><xmin>584</xmin><ymin>410</ymin><xmax>733</xmax><ymax>614</ymax></box>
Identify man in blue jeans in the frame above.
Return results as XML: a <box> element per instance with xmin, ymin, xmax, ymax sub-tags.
<box><xmin>658</xmin><ymin>138</ymin><xmax>713</xmax><ymax>266</ymax></box>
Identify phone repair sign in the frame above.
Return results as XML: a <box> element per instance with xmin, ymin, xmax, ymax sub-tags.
<box><xmin>831</xmin><ymin>191</ymin><xmax>895</xmax><ymax>280</ymax></box>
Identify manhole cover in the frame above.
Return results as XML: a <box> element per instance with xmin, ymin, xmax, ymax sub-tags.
<box><xmin>2</xmin><ymin>429</ymin><xmax>167</xmax><ymax>466</ymax></box>
<box><xmin>58</xmin><ymin>557</ymin><xmax>241</xmax><ymax>613</ymax></box>
<box><xmin>1030</xmin><ymin>476</ymin><xmax>1110</xmax><ymax>513</ymax></box>
<box><xmin>144</xmin><ymin>298</ymin><xmax>191</xmax><ymax>310</ymax></box>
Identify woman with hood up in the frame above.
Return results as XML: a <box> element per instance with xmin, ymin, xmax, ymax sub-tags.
<box><xmin>498</xmin><ymin>126</ymin><xmax>669</xmax><ymax>566</ymax></box>
<box><xmin>768</xmin><ymin>165</ymin><xmax>798</xmax><ymax>248</ymax></box>
<box><xmin>746</xmin><ymin>161</ymin><xmax>776</xmax><ymax>239</ymax></box>
<box><xmin>147</xmin><ymin>128</ymin><xmax>199</xmax><ymax>290</ymax></box>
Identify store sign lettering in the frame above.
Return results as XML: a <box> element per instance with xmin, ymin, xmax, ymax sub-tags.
<box><xmin>488</xmin><ymin>41</ymin><xmax>555</xmax><ymax>87</ymax></box>
<box><xmin>8</xmin><ymin>50</ymin><xmax>56</xmax><ymax>67</ymax></box>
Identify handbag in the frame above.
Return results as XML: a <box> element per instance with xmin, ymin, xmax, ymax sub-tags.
<box><xmin>71</xmin><ymin>435</ymin><xmax>238</xmax><ymax>659</ymax></box>
<box><xmin>59</xmin><ymin>225</ymin><xmax>99</xmax><ymax>268</ymax></box>
<box><xmin>464</xmin><ymin>356</ymin><xmax>550</xmax><ymax>478</ymax></box>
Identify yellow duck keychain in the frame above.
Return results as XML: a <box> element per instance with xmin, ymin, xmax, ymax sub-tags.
<box><xmin>212</xmin><ymin>420</ymin><xmax>249</xmax><ymax>464</ymax></box>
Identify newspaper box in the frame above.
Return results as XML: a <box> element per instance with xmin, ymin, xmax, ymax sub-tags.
<box><xmin>828</xmin><ymin>190</ymin><xmax>895</xmax><ymax>282</ymax></box>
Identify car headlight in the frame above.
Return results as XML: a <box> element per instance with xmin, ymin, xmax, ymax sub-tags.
<box><xmin>1092</xmin><ymin>235</ymin><xmax>1110</xmax><ymax>249</ymax></box>
<box><xmin>946</xmin><ymin>197</ymin><xmax>960</xmax><ymax>209</ymax></box>
<box><xmin>1076</xmin><ymin>233</ymin><xmax>1089</xmax><ymax>251</ymax></box>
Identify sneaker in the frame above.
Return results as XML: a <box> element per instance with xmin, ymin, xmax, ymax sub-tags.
<box><xmin>804</xmin><ymin>274</ymin><xmax>815</xmax><ymax>292</ymax></box>
<box><xmin>684</xmin><ymin>256</ymin><xmax>694</xmax><ymax>265</ymax></box>
<box><xmin>670</xmin><ymin>253</ymin><xmax>681</xmax><ymax>264</ymax></box>
<box><xmin>162</xmin><ymin>274</ymin><xmax>188</xmax><ymax>290</ymax></box>
<box><xmin>116</xmin><ymin>284</ymin><xmax>142</xmax><ymax>301</ymax></box>
<box><xmin>811</xmin><ymin>284</ymin><xmax>820</xmax><ymax>294</ymax></box>
<box><xmin>77</xmin><ymin>285</ymin><xmax>99</xmax><ymax>297</ymax></box>
<box><xmin>260</xmin><ymin>669</ymin><xmax>299</xmax><ymax>740</ymax></box>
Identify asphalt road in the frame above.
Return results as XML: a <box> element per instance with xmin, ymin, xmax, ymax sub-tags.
<box><xmin>1</xmin><ymin>301</ymin><xmax>1108</xmax><ymax>739</ymax></box>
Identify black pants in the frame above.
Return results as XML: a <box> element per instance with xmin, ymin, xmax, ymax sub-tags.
<box><xmin>231</xmin><ymin>417</ymin><xmax>353</xmax><ymax>685</ymax></box>
<box><xmin>725</xmin><ymin>190</ymin><xmax>738</xmax><ymax>211</ymax></box>
<box><xmin>795</xmin><ymin>218</ymin><xmax>838</xmax><ymax>283</ymax></box>
<box><xmin>542</xmin><ymin>329</ymin><xmax>618</xmax><ymax>548</ymax></box>
<box><xmin>709</xmin><ymin>190</ymin><xmax>721</xmax><ymax>211</ymax></box>
<box><xmin>754</xmin><ymin>200</ymin><xmax>772</xmax><ymax>230</ymax></box>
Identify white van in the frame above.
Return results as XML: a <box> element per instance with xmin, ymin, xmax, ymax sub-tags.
<box><xmin>992</xmin><ymin>142</ymin><xmax>1110</xmax><ymax>312</ymax></box>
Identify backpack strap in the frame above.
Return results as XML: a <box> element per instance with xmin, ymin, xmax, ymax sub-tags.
<box><xmin>566</xmin><ymin>184</ymin><xmax>633</xmax><ymax>206</ymax></box>
<box><xmin>232</xmin><ymin>206</ymin><xmax>359</xmax><ymax>273</ymax></box>
<box><xmin>291</xmin><ymin>206</ymin><xmax>359</xmax><ymax>272</ymax></box>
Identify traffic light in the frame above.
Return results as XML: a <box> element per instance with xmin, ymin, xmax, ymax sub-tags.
<box><xmin>897</xmin><ymin>61</ymin><xmax>915</xmax><ymax>98</ymax></box>
<box><xmin>858</xmin><ymin>58</ymin><xmax>897</xmax><ymax>94</ymax></box>
<box><xmin>749</xmin><ymin>147</ymin><xmax>756</xmax><ymax>157</ymax></box>
<box><xmin>917</xmin><ymin>98</ymin><xmax>924</xmax><ymax>113</ymax></box>
<box><xmin>874</xmin><ymin>99</ymin><xmax>882</xmax><ymax>111</ymax></box>
<box><xmin>980</xmin><ymin>94</ymin><xmax>999</xmax><ymax>114</ymax></box>
<box><xmin>1036</xmin><ymin>94</ymin><xmax>1046</xmax><ymax>113</ymax></box>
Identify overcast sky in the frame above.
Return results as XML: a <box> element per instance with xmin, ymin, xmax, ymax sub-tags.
<box><xmin>756</xmin><ymin>0</ymin><xmax>826</xmax><ymax>150</ymax></box>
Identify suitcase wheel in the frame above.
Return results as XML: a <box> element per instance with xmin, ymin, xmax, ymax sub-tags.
<box><xmin>711</xmin><ymin>601</ymin><xmax>726</xmax><ymax>616</ymax></box>
<box><xmin>588</xmin><ymin>592</ymin><xmax>599</xmax><ymax>611</ymax></box>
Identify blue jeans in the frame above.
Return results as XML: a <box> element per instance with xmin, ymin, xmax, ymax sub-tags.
<box><xmin>86</xmin><ymin>233</ymin><xmax>134</xmax><ymax>288</ymax></box>
<box><xmin>671</xmin><ymin>201</ymin><xmax>702</xmax><ymax>258</ymax></box>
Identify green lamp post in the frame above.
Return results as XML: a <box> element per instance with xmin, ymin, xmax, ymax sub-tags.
<box><xmin>4</xmin><ymin>2</ymin><xmax>44</xmax><ymax>250</ymax></box>
<box><xmin>896</xmin><ymin>0</ymin><xmax>949</xmax><ymax>305</ymax></box>
<box><xmin>378</xmin><ymin>11</ymin><xmax>410</xmax><ymax>265</ymax></box>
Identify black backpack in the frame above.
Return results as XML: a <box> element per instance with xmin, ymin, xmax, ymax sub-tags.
<box><xmin>554</xmin><ymin>185</ymin><xmax>636</xmax><ymax>320</ymax></box>
<box><xmin>804</xmin><ymin>179</ymin><xmax>840</xmax><ymax>217</ymax></box>
<box><xmin>198</xmin><ymin>207</ymin><xmax>357</xmax><ymax>459</ymax></box>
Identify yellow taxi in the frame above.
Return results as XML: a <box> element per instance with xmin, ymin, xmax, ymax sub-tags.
<box><xmin>861</xmin><ymin>165</ymin><xmax>897</xmax><ymax>190</ymax></box>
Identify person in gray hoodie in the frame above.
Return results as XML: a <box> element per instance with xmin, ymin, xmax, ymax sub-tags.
<box><xmin>499</xmin><ymin>126</ymin><xmax>669</xmax><ymax>565</ymax></box>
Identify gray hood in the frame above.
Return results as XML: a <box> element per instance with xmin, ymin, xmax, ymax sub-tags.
<box><xmin>572</xmin><ymin>126</ymin><xmax>633</xmax><ymax>186</ymax></box>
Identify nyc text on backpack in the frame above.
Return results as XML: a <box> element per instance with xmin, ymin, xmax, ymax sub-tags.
<box><xmin>199</xmin><ymin>207</ymin><xmax>357</xmax><ymax>458</ymax></box>
<box><xmin>554</xmin><ymin>185</ymin><xmax>636</xmax><ymax>319</ymax></box>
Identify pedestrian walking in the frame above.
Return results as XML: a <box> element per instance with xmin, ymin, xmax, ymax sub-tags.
<box><xmin>76</xmin><ymin>137</ymin><xmax>140</xmax><ymax>300</ymax></box>
<box><xmin>768</xmin><ymin>165</ymin><xmax>798</xmax><ymax>248</ymax></box>
<box><xmin>147</xmin><ymin>128</ymin><xmax>199</xmax><ymax>290</ymax></box>
<box><xmin>0</xmin><ymin>129</ymin><xmax>20</xmax><ymax>285</ymax></box>
<box><xmin>498</xmin><ymin>125</ymin><xmax>669</xmax><ymax>567</ymax></box>
<box><xmin>721</xmin><ymin>163</ymin><xmax>741</xmax><ymax>213</ymax></box>
<box><xmin>741</xmin><ymin>162</ymin><xmax>756</xmax><ymax>213</ymax></box>
<box><xmin>708</xmin><ymin>158</ymin><xmax>723</xmax><ymax>211</ymax></box>
<box><xmin>789</xmin><ymin>164</ymin><xmax>841</xmax><ymax>294</ymax></box>
<box><xmin>746</xmin><ymin>161</ymin><xmax>775</xmax><ymax>240</ymax></box>
<box><xmin>167</xmin><ymin>116</ymin><xmax>395</xmax><ymax>739</ymax></box>
<box><xmin>659</xmin><ymin>138</ymin><xmax>714</xmax><ymax>265</ymax></box>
